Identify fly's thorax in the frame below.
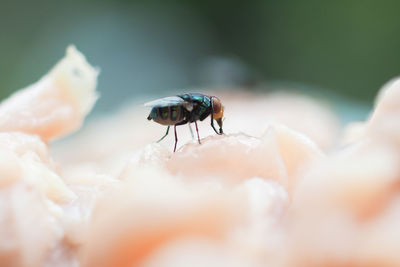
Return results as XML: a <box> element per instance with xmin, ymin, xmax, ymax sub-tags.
<box><xmin>181</xmin><ymin>94</ymin><xmax>212</xmax><ymax>121</ymax></box>
<box><xmin>150</xmin><ymin>105</ymin><xmax>185</xmax><ymax>125</ymax></box>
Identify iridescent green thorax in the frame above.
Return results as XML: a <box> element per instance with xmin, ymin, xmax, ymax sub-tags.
<box><xmin>179</xmin><ymin>93</ymin><xmax>212</xmax><ymax>121</ymax></box>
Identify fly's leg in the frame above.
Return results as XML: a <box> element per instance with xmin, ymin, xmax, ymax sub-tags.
<box><xmin>173</xmin><ymin>119</ymin><xmax>188</xmax><ymax>152</ymax></box>
<box><xmin>174</xmin><ymin>125</ymin><xmax>178</xmax><ymax>152</ymax></box>
<box><xmin>188</xmin><ymin>123</ymin><xmax>194</xmax><ymax>140</ymax></box>
<box><xmin>157</xmin><ymin>126</ymin><xmax>170</xmax><ymax>143</ymax></box>
<box><xmin>210</xmin><ymin>114</ymin><xmax>220</xmax><ymax>135</ymax></box>
<box><xmin>195</xmin><ymin>121</ymin><xmax>201</xmax><ymax>144</ymax></box>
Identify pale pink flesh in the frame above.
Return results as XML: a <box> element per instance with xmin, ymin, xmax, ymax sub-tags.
<box><xmin>1</xmin><ymin>47</ymin><xmax>400</xmax><ymax>267</ymax></box>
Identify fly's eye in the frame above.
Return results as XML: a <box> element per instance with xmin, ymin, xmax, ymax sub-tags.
<box><xmin>212</xmin><ymin>97</ymin><xmax>224</xmax><ymax>119</ymax></box>
<box><xmin>212</xmin><ymin>98</ymin><xmax>221</xmax><ymax>113</ymax></box>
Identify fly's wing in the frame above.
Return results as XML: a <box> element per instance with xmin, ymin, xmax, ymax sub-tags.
<box><xmin>144</xmin><ymin>96</ymin><xmax>194</xmax><ymax>111</ymax></box>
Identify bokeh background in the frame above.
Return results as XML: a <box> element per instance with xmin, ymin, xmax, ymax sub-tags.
<box><xmin>1</xmin><ymin>0</ymin><xmax>399</xmax><ymax>119</ymax></box>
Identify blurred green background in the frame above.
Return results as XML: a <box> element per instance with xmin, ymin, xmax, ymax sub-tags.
<box><xmin>1</xmin><ymin>0</ymin><xmax>399</xmax><ymax>114</ymax></box>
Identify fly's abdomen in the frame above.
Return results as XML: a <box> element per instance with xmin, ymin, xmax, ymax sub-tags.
<box><xmin>149</xmin><ymin>105</ymin><xmax>185</xmax><ymax>125</ymax></box>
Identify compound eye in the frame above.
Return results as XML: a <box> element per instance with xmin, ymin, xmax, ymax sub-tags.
<box><xmin>212</xmin><ymin>97</ymin><xmax>224</xmax><ymax>119</ymax></box>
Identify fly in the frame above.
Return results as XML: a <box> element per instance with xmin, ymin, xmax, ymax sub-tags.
<box><xmin>145</xmin><ymin>93</ymin><xmax>224</xmax><ymax>152</ymax></box>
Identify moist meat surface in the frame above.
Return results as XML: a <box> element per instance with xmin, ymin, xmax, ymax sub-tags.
<box><xmin>1</xmin><ymin>47</ymin><xmax>400</xmax><ymax>267</ymax></box>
